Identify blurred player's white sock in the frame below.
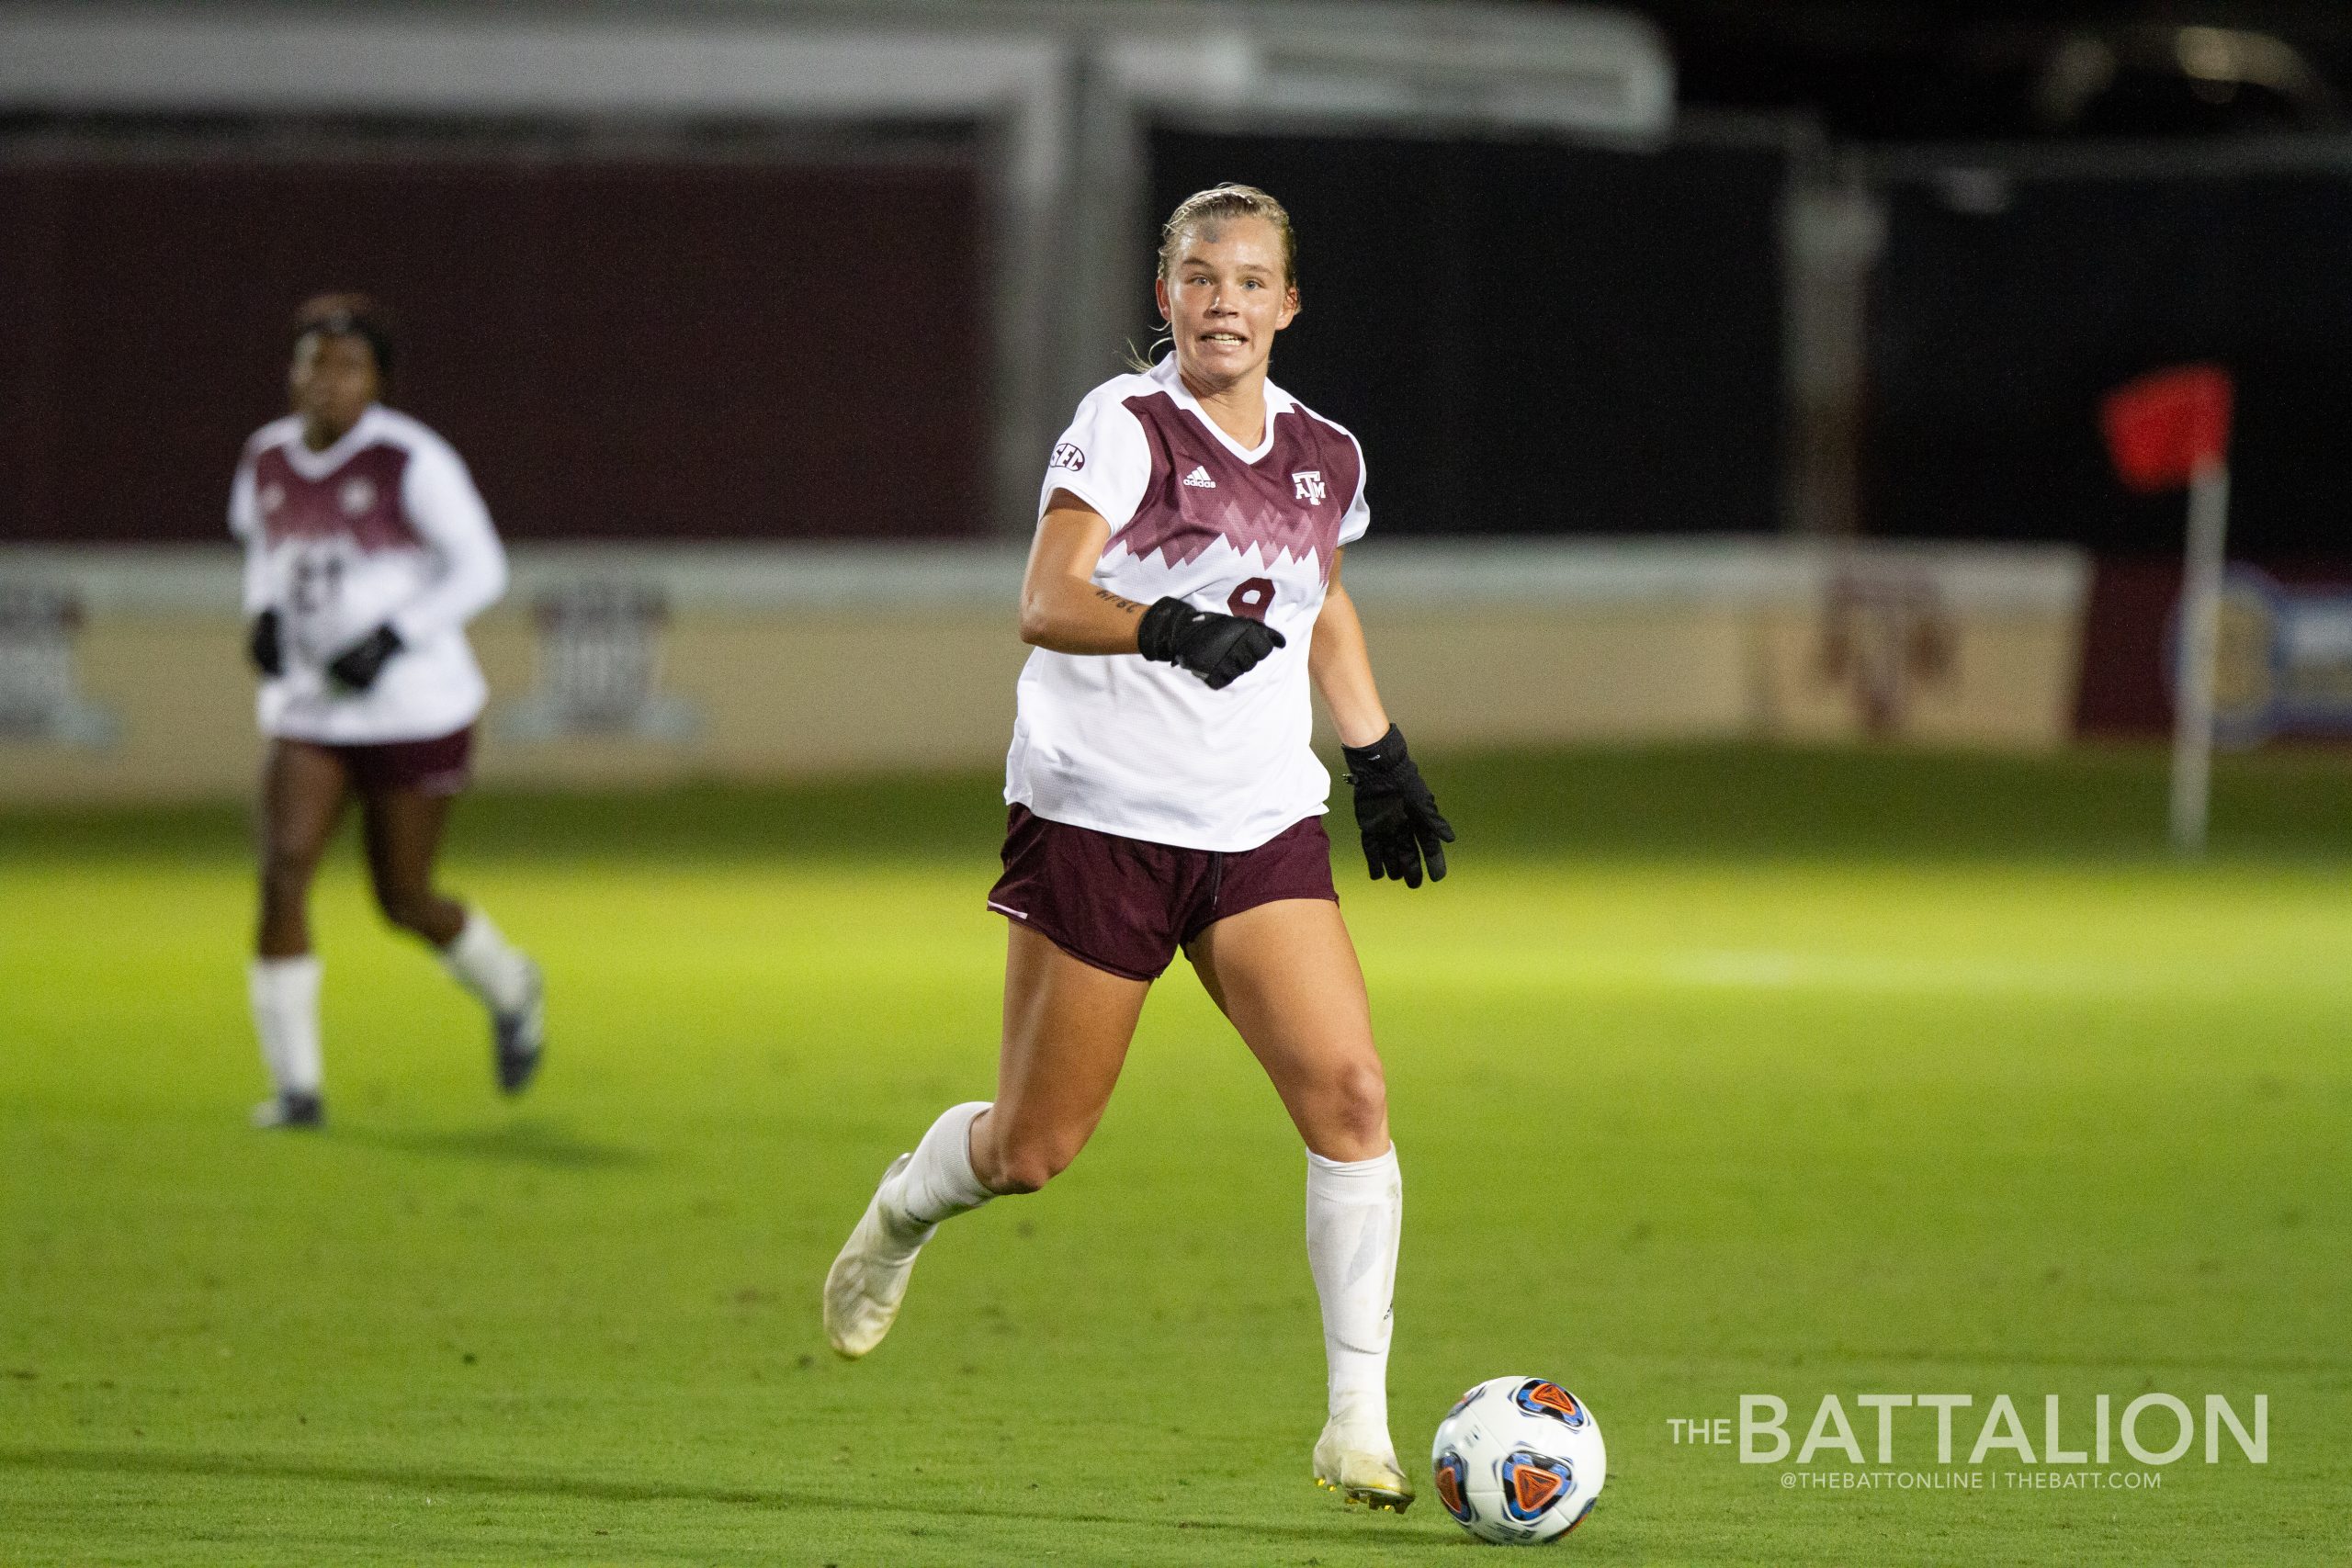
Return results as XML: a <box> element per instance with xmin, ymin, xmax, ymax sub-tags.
<box><xmin>1307</xmin><ymin>1145</ymin><xmax>1402</xmax><ymax>1427</ymax></box>
<box><xmin>440</xmin><ymin>908</ymin><xmax>534</xmax><ymax>1013</ymax></box>
<box><xmin>888</xmin><ymin>1100</ymin><xmax>995</xmax><ymax>1228</ymax></box>
<box><xmin>248</xmin><ymin>955</ymin><xmax>323</xmax><ymax>1096</ymax></box>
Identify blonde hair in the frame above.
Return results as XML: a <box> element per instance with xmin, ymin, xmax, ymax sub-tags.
<box><xmin>1156</xmin><ymin>183</ymin><xmax>1298</xmax><ymax>288</ymax></box>
<box><xmin>1127</xmin><ymin>184</ymin><xmax>1299</xmax><ymax>370</ymax></box>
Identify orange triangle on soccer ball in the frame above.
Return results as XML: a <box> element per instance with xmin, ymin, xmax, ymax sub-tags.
<box><xmin>1435</xmin><ymin>1465</ymin><xmax>1465</xmax><ymax>1516</ymax></box>
<box><xmin>1512</xmin><ymin>1466</ymin><xmax>1566</xmax><ymax>1514</ymax></box>
<box><xmin>1526</xmin><ymin>1382</ymin><xmax>1579</xmax><ymax>1419</ymax></box>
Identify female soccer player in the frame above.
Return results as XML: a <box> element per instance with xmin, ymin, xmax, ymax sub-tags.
<box><xmin>824</xmin><ymin>186</ymin><xmax>1453</xmax><ymax>1513</ymax></box>
<box><xmin>232</xmin><ymin>294</ymin><xmax>543</xmax><ymax>1129</ymax></box>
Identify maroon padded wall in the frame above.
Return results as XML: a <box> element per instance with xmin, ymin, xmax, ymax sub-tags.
<box><xmin>0</xmin><ymin>158</ymin><xmax>986</xmax><ymax>542</ymax></box>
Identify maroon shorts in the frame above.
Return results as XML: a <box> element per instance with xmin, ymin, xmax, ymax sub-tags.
<box><xmin>295</xmin><ymin>727</ymin><xmax>475</xmax><ymax>798</ymax></box>
<box><xmin>986</xmin><ymin>805</ymin><xmax>1339</xmax><ymax>981</ymax></box>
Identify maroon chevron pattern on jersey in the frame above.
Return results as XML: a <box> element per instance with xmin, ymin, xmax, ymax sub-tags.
<box><xmin>1109</xmin><ymin>391</ymin><xmax>1360</xmax><ymax>580</ymax></box>
<box><xmin>253</xmin><ymin>443</ymin><xmax>418</xmax><ymax>554</ymax></box>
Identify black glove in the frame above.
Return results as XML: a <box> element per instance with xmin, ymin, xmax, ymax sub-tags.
<box><xmin>1136</xmin><ymin>596</ymin><xmax>1286</xmax><ymax>690</ymax></box>
<box><xmin>326</xmin><ymin>624</ymin><xmax>402</xmax><ymax>693</ymax></box>
<box><xmin>1342</xmin><ymin>724</ymin><xmax>1454</xmax><ymax>887</ymax></box>
<box><xmin>246</xmin><ymin>609</ymin><xmax>283</xmax><ymax>678</ymax></box>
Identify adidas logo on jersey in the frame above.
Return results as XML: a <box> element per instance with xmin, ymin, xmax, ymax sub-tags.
<box><xmin>1182</xmin><ymin>465</ymin><xmax>1217</xmax><ymax>489</ymax></box>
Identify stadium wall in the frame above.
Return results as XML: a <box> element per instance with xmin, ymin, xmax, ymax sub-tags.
<box><xmin>0</xmin><ymin>540</ymin><xmax>2087</xmax><ymax>804</ymax></box>
<box><xmin>1863</xmin><ymin>146</ymin><xmax>2352</xmax><ymax>561</ymax></box>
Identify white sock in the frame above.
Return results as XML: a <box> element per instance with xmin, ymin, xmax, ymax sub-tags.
<box><xmin>888</xmin><ymin>1101</ymin><xmax>996</xmax><ymax>1229</ymax></box>
<box><xmin>248</xmin><ymin>955</ymin><xmax>323</xmax><ymax>1098</ymax></box>
<box><xmin>440</xmin><ymin>908</ymin><xmax>535</xmax><ymax>1014</ymax></box>
<box><xmin>1306</xmin><ymin>1145</ymin><xmax>1402</xmax><ymax>1430</ymax></box>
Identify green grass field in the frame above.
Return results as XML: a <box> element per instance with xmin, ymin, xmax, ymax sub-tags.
<box><xmin>4</xmin><ymin>745</ymin><xmax>2347</xmax><ymax>1565</ymax></box>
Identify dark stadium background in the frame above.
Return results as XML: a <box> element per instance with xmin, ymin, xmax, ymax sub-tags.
<box><xmin>4</xmin><ymin>0</ymin><xmax>2350</xmax><ymax>737</ymax></box>
<box><xmin>7</xmin><ymin>3</ymin><xmax>2350</xmax><ymax>552</ymax></box>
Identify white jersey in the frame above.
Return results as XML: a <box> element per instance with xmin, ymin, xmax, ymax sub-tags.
<box><xmin>230</xmin><ymin>406</ymin><xmax>508</xmax><ymax>744</ymax></box>
<box><xmin>1008</xmin><ymin>355</ymin><xmax>1371</xmax><ymax>852</ymax></box>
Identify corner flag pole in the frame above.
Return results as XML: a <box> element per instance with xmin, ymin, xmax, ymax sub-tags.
<box><xmin>2098</xmin><ymin>363</ymin><xmax>2236</xmax><ymax>855</ymax></box>
<box><xmin>2170</xmin><ymin>453</ymin><xmax>2230</xmax><ymax>853</ymax></box>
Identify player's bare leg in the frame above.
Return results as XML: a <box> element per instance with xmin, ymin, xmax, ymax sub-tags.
<box><xmin>249</xmin><ymin>739</ymin><xmax>348</xmax><ymax>1127</ymax></box>
<box><xmin>967</xmin><ymin>924</ymin><xmax>1150</xmax><ymax>1193</ymax></box>
<box><xmin>359</xmin><ymin>787</ymin><xmax>464</xmax><ymax>946</ymax></box>
<box><xmin>825</xmin><ymin>923</ymin><xmax>1147</xmax><ymax>1358</ymax></box>
<box><xmin>362</xmin><ymin>787</ymin><xmax>545</xmax><ymax>1093</ymax></box>
<box><xmin>1189</xmin><ymin>898</ymin><xmax>1411</xmax><ymax>1513</ymax></box>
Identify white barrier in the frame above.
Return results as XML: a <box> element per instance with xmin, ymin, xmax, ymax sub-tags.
<box><xmin>0</xmin><ymin>540</ymin><xmax>2089</xmax><ymax>803</ymax></box>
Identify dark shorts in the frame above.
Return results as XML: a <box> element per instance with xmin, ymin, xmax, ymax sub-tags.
<box><xmin>986</xmin><ymin>805</ymin><xmax>1339</xmax><ymax>981</ymax></box>
<box><xmin>296</xmin><ymin>727</ymin><xmax>475</xmax><ymax>798</ymax></box>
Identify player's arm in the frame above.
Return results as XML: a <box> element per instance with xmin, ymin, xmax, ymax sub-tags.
<box><xmin>327</xmin><ymin>438</ymin><xmax>508</xmax><ymax>692</ymax></box>
<box><xmin>1020</xmin><ymin>491</ymin><xmax>1284</xmax><ymax>689</ymax></box>
<box><xmin>385</xmin><ymin>438</ymin><xmax>508</xmax><ymax>648</ymax></box>
<box><xmin>1306</xmin><ymin>552</ymin><xmax>1390</xmax><ymax>748</ymax></box>
<box><xmin>1019</xmin><ymin>494</ymin><xmax>1147</xmax><ymax>653</ymax></box>
<box><xmin>1313</xmin><ymin>550</ymin><xmax>1453</xmax><ymax>886</ymax></box>
<box><xmin>230</xmin><ymin>452</ymin><xmax>282</xmax><ymax>677</ymax></box>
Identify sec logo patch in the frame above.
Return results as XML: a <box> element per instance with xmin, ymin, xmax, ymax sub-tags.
<box><xmin>1050</xmin><ymin>443</ymin><xmax>1086</xmax><ymax>471</ymax></box>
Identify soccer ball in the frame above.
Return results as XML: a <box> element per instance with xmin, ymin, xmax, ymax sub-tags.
<box><xmin>1430</xmin><ymin>1375</ymin><xmax>1607</xmax><ymax>1544</ymax></box>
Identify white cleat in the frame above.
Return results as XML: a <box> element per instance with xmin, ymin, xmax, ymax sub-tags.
<box><xmin>822</xmin><ymin>1153</ymin><xmax>934</xmax><ymax>1359</ymax></box>
<box><xmin>1314</xmin><ymin>1416</ymin><xmax>1415</xmax><ymax>1513</ymax></box>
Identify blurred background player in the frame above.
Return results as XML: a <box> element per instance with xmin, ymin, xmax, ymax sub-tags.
<box><xmin>232</xmin><ymin>293</ymin><xmax>544</xmax><ymax>1128</ymax></box>
<box><xmin>824</xmin><ymin>186</ymin><xmax>1453</xmax><ymax>1513</ymax></box>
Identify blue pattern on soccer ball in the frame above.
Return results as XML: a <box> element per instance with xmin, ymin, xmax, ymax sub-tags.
<box><xmin>1498</xmin><ymin>1450</ymin><xmax>1577</xmax><ymax>1523</ymax></box>
<box><xmin>1433</xmin><ymin>1448</ymin><xmax>1474</xmax><ymax>1522</ymax></box>
<box><xmin>1513</xmin><ymin>1378</ymin><xmax>1589</xmax><ymax>1429</ymax></box>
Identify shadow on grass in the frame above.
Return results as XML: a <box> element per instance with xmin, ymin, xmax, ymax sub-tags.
<box><xmin>0</xmin><ymin>1446</ymin><xmax>1460</xmax><ymax>1554</ymax></box>
<box><xmin>338</xmin><ymin>1118</ymin><xmax>650</xmax><ymax>1170</ymax></box>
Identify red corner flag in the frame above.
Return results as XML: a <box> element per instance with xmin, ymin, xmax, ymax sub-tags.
<box><xmin>2097</xmin><ymin>364</ymin><xmax>2238</xmax><ymax>852</ymax></box>
<box><xmin>2099</xmin><ymin>365</ymin><xmax>2234</xmax><ymax>494</ymax></box>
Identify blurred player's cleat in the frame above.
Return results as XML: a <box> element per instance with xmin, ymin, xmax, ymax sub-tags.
<box><xmin>492</xmin><ymin>959</ymin><xmax>545</xmax><ymax>1095</ymax></box>
<box><xmin>823</xmin><ymin>1152</ymin><xmax>935</xmax><ymax>1359</ymax></box>
<box><xmin>250</xmin><ymin>1091</ymin><xmax>323</xmax><ymax>1130</ymax></box>
<box><xmin>1314</xmin><ymin>1416</ymin><xmax>1415</xmax><ymax>1513</ymax></box>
